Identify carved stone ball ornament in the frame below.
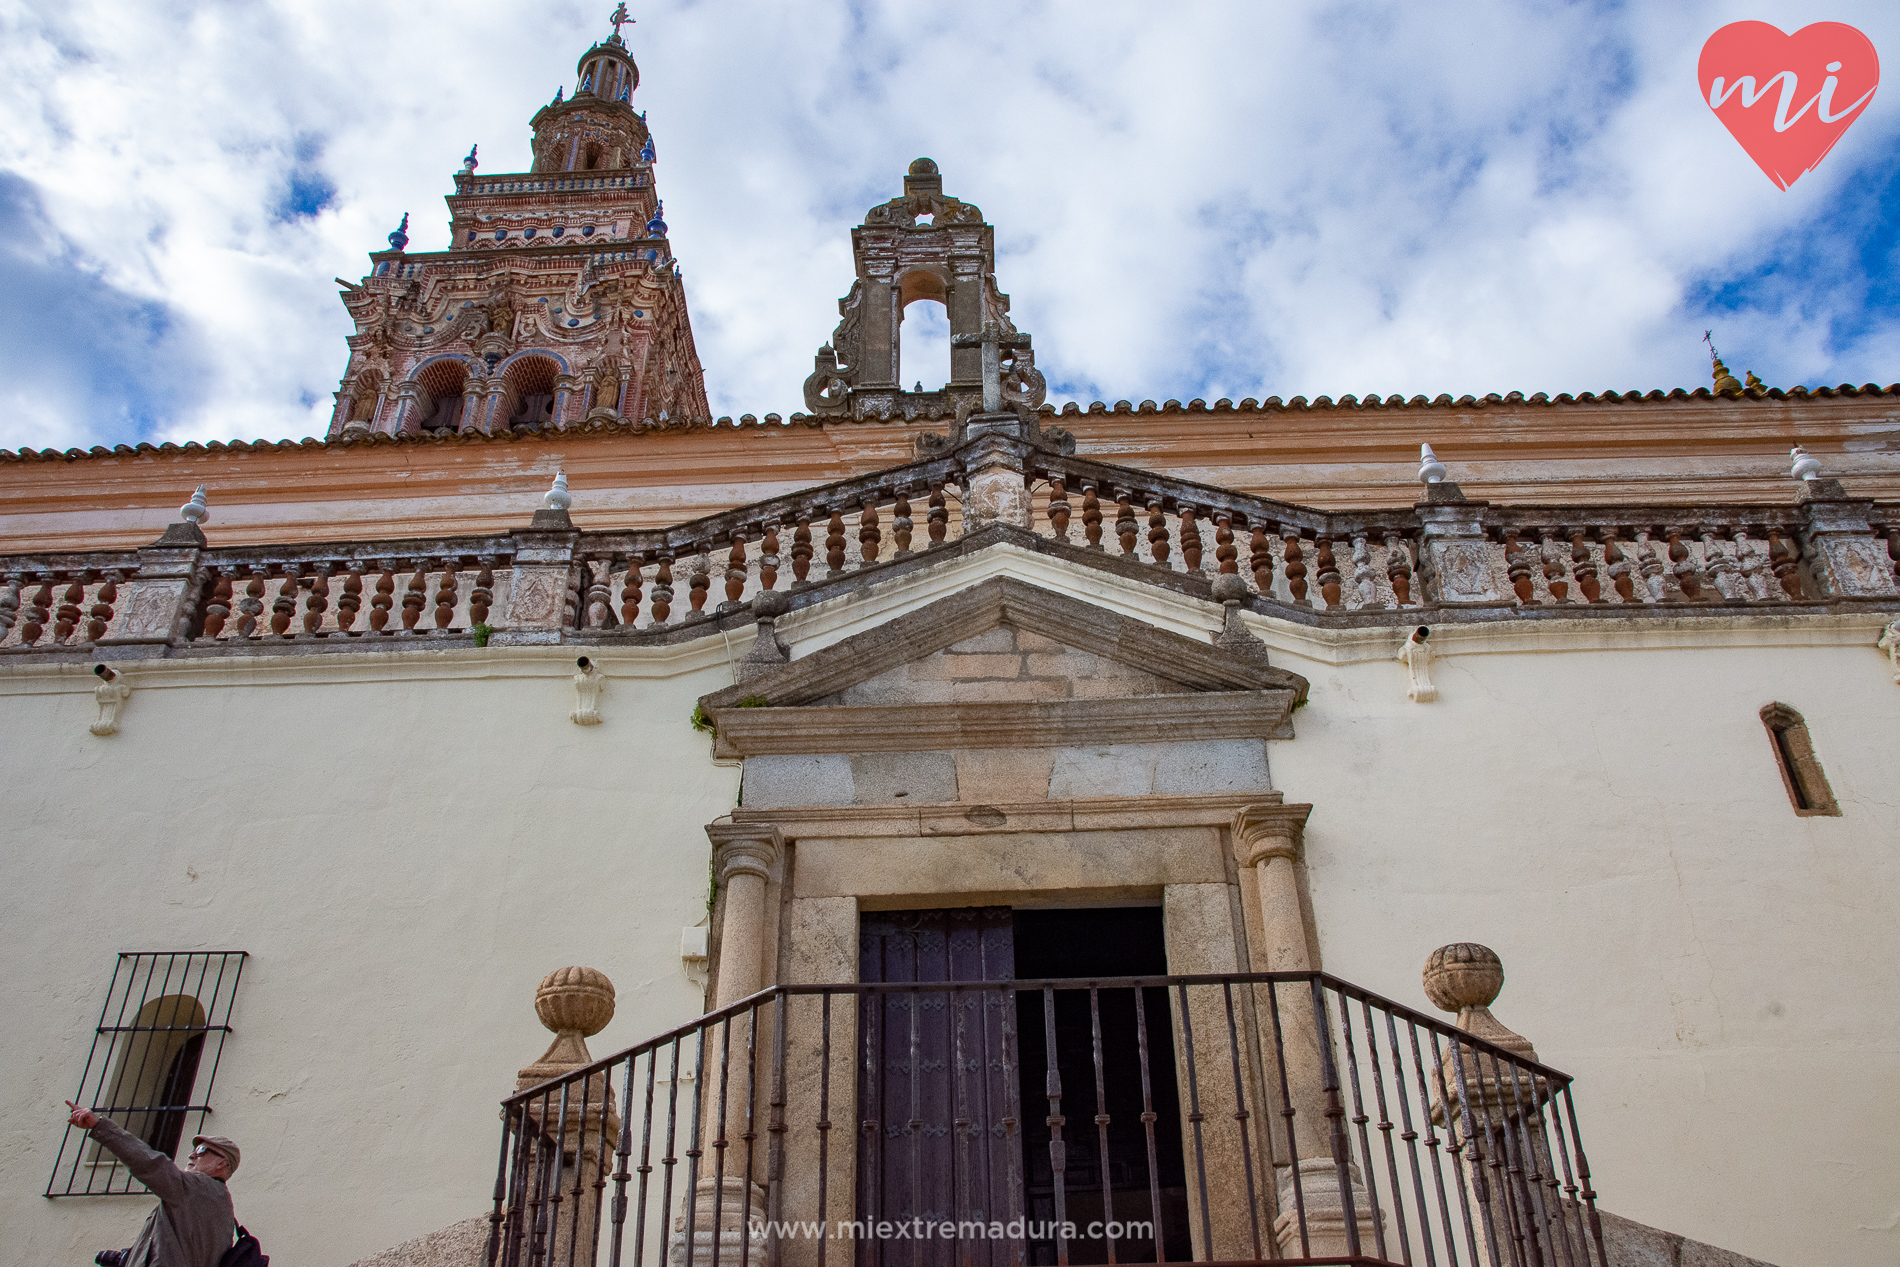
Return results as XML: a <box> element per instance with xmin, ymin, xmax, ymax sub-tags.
<box><xmin>536</xmin><ymin>964</ymin><xmax>616</xmax><ymax>1039</ymax></box>
<box><xmin>1422</xmin><ymin>942</ymin><xmax>1504</xmax><ymax>1014</ymax></box>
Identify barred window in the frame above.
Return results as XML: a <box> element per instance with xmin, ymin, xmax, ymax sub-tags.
<box><xmin>47</xmin><ymin>952</ymin><xmax>247</xmax><ymax>1197</ymax></box>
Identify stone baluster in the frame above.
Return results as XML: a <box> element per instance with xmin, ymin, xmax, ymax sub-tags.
<box><xmin>1767</xmin><ymin>529</ymin><xmax>1805</xmax><ymax>599</ymax></box>
<box><xmin>235</xmin><ymin>568</ymin><xmax>266</xmax><ymax>637</ymax></box>
<box><xmin>1601</xmin><ymin>529</ymin><xmax>1635</xmax><ymax>602</ymax></box>
<box><xmin>1180</xmin><ymin>506</ymin><xmax>1204</xmax><ymax>574</ymax></box>
<box><xmin>928</xmin><ymin>485</ymin><xmax>949</xmax><ymax>546</ymax></box>
<box><xmin>86</xmin><ymin>571</ymin><xmax>121</xmax><ymax>643</ymax></box>
<box><xmin>584</xmin><ymin>557</ymin><xmax>615</xmax><ymax>627</ymax></box>
<box><xmin>791</xmin><ymin>518</ymin><xmax>813</xmax><ymax>585</ymax></box>
<box><xmin>1633</xmin><ymin>530</ymin><xmax>1669</xmax><ymax>602</ymax></box>
<box><xmin>400</xmin><ymin>561</ymin><xmax>429</xmax><ymax>632</ymax></box>
<box><xmin>618</xmin><ymin>558</ymin><xmax>643</xmax><ymax>627</ymax></box>
<box><xmin>513</xmin><ymin>967</ymin><xmax>622</xmax><ymax>1267</ymax></box>
<box><xmin>21</xmin><ymin>578</ymin><xmax>51</xmax><ymax>646</ymax></box>
<box><xmin>432</xmin><ymin>560</ymin><xmax>460</xmax><ymax>631</ymax></box>
<box><xmin>1383</xmin><ymin>532</ymin><xmax>1413</xmax><ymax>606</ymax></box>
<box><xmin>1047</xmin><ymin>479</ymin><xmax>1071</xmax><ymax>542</ymax></box>
<box><xmin>650</xmin><ymin>556</ymin><xmax>675</xmax><ymax>624</ymax></box>
<box><xmin>1146</xmin><ymin>498</ymin><xmax>1171</xmax><ymax>567</ymax></box>
<box><xmin>858</xmin><ymin>496</ymin><xmax>880</xmax><ymax>566</ymax></box>
<box><xmin>1666</xmin><ymin>527</ymin><xmax>1704</xmax><ymax>600</ymax></box>
<box><xmin>368</xmin><ymin>564</ymin><xmax>396</xmax><ymax>634</ymax></box>
<box><xmin>1251</xmin><ymin>526</ymin><xmax>1275</xmax><ymax>595</ymax></box>
<box><xmin>336</xmin><ymin>567</ymin><xmax>364</xmax><ymax>634</ymax></box>
<box><xmin>1568</xmin><ymin>530</ymin><xmax>1600</xmax><ymax>603</ymax></box>
<box><xmin>1214</xmin><ymin>513</ymin><xmax>1238</xmax><ymax>575</ymax></box>
<box><xmin>725</xmin><ymin>535</ymin><xmax>748</xmax><ymax>606</ymax></box>
<box><xmin>0</xmin><ymin>575</ymin><xmax>21</xmax><ymax>641</ymax></box>
<box><xmin>1350</xmin><ymin>535</ymin><xmax>1376</xmax><ymax>606</ymax></box>
<box><xmin>758</xmin><ymin>525</ymin><xmax>782</xmax><ymax>590</ymax></box>
<box><xmin>271</xmin><ymin>566</ymin><xmax>302</xmax><ymax>636</ymax></box>
<box><xmin>890</xmin><ymin>494</ymin><xmax>913</xmax><ymax>558</ymax></box>
<box><xmin>1116</xmin><ymin>494</ymin><xmax>1138</xmax><ymax>557</ymax></box>
<box><xmin>825</xmin><ymin>509</ymin><xmax>846</xmax><ymax>577</ymax></box>
<box><xmin>1314</xmin><ymin>535</ymin><xmax>1341</xmax><ymax>607</ymax></box>
<box><xmin>1503</xmin><ymin>530</ymin><xmax>1535</xmax><ymax>604</ymax></box>
<box><xmin>1701</xmin><ymin>530</ymin><xmax>1742</xmax><ymax>601</ymax></box>
<box><xmin>1081</xmin><ymin>485</ymin><xmax>1103</xmax><ymax>550</ymax></box>
<box><xmin>55</xmin><ymin>576</ymin><xmax>86</xmax><ymax>644</ymax></box>
<box><xmin>688</xmin><ymin>545</ymin><xmax>712</xmax><ymax>614</ymax></box>
<box><xmin>1733</xmin><ymin>529</ymin><xmax>1769</xmax><ymax>600</ymax></box>
<box><xmin>1283</xmin><ymin>531</ymin><xmax>1309</xmax><ymax>605</ymax></box>
<box><xmin>303</xmin><ymin>563</ymin><xmax>332</xmax><ymax>635</ymax></box>
<box><xmin>1538</xmin><ymin>529</ymin><xmax>1570</xmax><ymax>603</ymax></box>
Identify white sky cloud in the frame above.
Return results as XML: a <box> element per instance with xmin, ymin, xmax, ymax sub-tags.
<box><xmin>0</xmin><ymin>0</ymin><xmax>1895</xmax><ymax>449</ymax></box>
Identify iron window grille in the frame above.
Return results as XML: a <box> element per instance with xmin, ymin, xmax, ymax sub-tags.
<box><xmin>46</xmin><ymin>951</ymin><xmax>248</xmax><ymax>1197</ymax></box>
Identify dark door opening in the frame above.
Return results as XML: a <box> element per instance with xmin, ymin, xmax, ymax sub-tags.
<box><xmin>1014</xmin><ymin>908</ymin><xmax>1192</xmax><ymax>1265</ymax></box>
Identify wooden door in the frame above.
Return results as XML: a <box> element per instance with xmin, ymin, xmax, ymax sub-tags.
<box><xmin>858</xmin><ymin>908</ymin><xmax>1023</xmax><ymax>1267</ymax></box>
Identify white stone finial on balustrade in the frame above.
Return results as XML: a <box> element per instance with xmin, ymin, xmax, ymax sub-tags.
<box><xmin>1789</xmin><ymin>445</ymin><xmax>1822</xmax><ymax>482</ymax></box>
<box><xmin>545</xmin><ymin>469</ymin><xmax>573</xmax><ymax>512</ymax></box>
<box><xmin>89</xmin><ymin>664</ymin><xmax>132</xmax><ymax>736</ymax></box>
<box><xmin>1879</xmin><ymin>620</ymin><xmax>1900</xmax><ymax>685</ymax></box>
<box><xmin>1419</xmin><ymin>443</ymin><xmax>1447</xmax><ymax>486</ymax></box>
<box><xmin>179</xmin><ymin>485</ymin><xmax>210</xmax><ymax>525</ymax></box>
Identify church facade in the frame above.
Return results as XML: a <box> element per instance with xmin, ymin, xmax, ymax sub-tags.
<box><xmin>2</xmin><ymin>19</ymin><xmax>1897</xmax><ymax>1267</ymax></box>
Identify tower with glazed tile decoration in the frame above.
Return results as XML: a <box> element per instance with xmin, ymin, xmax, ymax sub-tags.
<box><xmin>328</xmin><ymin>16</ymin><xmax>708</xmax><ymax>439</ymax></box>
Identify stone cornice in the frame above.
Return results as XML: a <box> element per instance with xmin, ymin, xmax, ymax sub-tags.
<box><xmin>733</xmin><ymin>791</ymin><xmax>1284</xmax><ymax>839</ymax></box>
<box><xmin>709</xmin><ymin>690</ymin><xmax>1298</xmax><ymax>760</ymax></box>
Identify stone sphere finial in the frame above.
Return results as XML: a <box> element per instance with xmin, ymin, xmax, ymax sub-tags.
<box><xmin>1210</xmin><ymin>572</ymin><xmax>1250</xmax><ymax>603</ymax></box>
<box><xmin>179</xmin><ymin>485</ymin><xmax>210</xmax><ymax>525</ymax></box>
<box><xmin>545</xmin><ymin>469</ymin><xmax>573</xmax><ymax>512</ymax></box>
<box><xmin>535</xmin><ymin>965</ymin><xmax>615</xmax><ymax>1038</ymax></box>
<box><xmin>909</xmin><ymin>157</ymin><xmax>939</xmax><ymax>176</ymax></box>
<box><xmin>1423</xmin><ymin>943</ymin><xmax>1503</xmax><ymax>1014</ymax></box>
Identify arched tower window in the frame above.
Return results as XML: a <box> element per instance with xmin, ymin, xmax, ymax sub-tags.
<box><xmin>505</xmin><ymin>355</ymin><xmax>561</xmax><ymax>431</ymax></box>
<box><xmin>416</xmin><ymin>360</ymin><xmax>469</xmax><ymax>432</ymax></box>
<box><xmin>897</xmin><ymin>270</ymin><xmax>951</xmax><ymax>393</ymax></box>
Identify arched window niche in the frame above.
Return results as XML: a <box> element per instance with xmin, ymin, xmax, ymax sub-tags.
<box><xmin>415</xmin><ymin>358</ymin><xmax>471</xmax><ymax>433</ymax></box>
<box><xmin>1760</xmin><ymin>702</ymin><xmax>1842</xmax><ymax>817</ymax></box>
<box><xmin>898</xmin><ymin>269</ymin><xmax>951</xmax><ymax>394</ymax></box>
<box><xmin>91</xmin><ymin>994</ymin><xmax>207</xmax><ymax>1164</ymax></box>
<box><xmin>504</xmin><ymin>355</ymin><xmax>562</xmax><ymax>431</ymax></box>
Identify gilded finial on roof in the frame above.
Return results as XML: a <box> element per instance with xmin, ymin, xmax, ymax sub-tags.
<box><xmin>1703</xmin><ymin>330</ymin><xmax>1742</xmax><ymax>394</ymax></box>
<box><xmin>1745</xmin><ymin>370</ymin><xmax>1764</xmax><ymax>390</ymax></box>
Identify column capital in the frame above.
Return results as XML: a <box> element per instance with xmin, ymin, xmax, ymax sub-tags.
<box><xmin>1232</xmin><ymin>801</ymin><xmax>1312</xmax><ymax>868</ymax></box>
<box><xmin>706</xmin><ymin>822</ymin><xmax>782</xmax><ymax>883</ymax></box>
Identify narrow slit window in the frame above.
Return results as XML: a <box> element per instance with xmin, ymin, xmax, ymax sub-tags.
<box><xmin>48</xmin><ymin>952</ymin><xmax>247</xmax><ymax>1196</ymax></box>
<box><xmin>1760</xmin><ymin>703</ymin><xmax>1841</xmax><ymax>817</ymax></box>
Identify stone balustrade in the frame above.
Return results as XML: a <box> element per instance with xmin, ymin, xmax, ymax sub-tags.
<box><xmin>2</xmin><ymin>429</ymin><xmax>1894</xmax><ymax>659</ymax></box>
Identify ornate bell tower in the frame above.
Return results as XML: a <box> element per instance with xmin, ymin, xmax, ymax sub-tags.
<box><xmin>328</xmin><ymin>10</ymin><xmax>709</xmax><ymax>439</ymax></box>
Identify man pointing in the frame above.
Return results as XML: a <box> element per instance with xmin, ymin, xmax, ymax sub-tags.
<box><xmin>65</xmin><ymin>1100</ymin><xmax>237</xmax><ymax>1267</ymax></box>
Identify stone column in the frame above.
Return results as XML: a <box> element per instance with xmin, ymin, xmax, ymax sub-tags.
<box><xmin>670</xmin><ymin>824</ymin><xmax>783</xmax><ymax>1267</ymax></box>
<box><xmin>1231</xmin><ymin>804</ymin><xmax>1378</xmax><ymax>1259</ymax></box>
<box><xmin>510</xmin><ymin>967</ymin><xmax>620</xmax><ymax>1267</ymax></box>
<box><xmin>552</xmin><ymin>374</ymin><xmax>579</xmax><ymax>430</ymax></box>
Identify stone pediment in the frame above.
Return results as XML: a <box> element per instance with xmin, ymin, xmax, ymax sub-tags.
<box><xmin>698</xmin><ymin>577</ymin><xmax>1307</xmax><ymax>759</ymax></box>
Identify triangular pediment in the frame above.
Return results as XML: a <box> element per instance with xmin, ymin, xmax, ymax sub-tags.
<box><xmin>698</xmin><ymin>577</ymin><xmax>1308</xmax><ymax>758</ymax></box>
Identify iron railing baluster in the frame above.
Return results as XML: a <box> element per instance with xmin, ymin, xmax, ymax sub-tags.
<box><xmin>1219</xmin><ymin>982</ymin><xmax>1264</xmax><ymax>1259</ymax></box>
<box><xmin>1130</xmin><ymin>986</ymin><xmax>1165</xmax><ymax>1266</ymax></box>
<box><xmin>1087</xmin><ymin>985</ymin><xmax>1117</xmax><ymax>1265</ymax></box>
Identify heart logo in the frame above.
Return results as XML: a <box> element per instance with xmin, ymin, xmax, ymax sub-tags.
<box><xmin>1698</xmin><ymin>21</ymin><xmax>1879</xmax><ymax>189</ymax></box>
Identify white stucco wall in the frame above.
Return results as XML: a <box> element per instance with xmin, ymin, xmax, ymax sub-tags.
<box><xmin>0</xmin><ymin>645</ymin><xmax>739</xmax><ymax>1267</ymax></box>
<box><xmin>1267</xmin><ymin>629</ymin><xmax>1900</xmax><ymax>1267</ymax></box>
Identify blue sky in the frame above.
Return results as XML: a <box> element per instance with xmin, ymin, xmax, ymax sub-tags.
<box><xmin>0</xmin><ymin>0</ymin><xmax>1894</xmax><ymax>450</ymax></box>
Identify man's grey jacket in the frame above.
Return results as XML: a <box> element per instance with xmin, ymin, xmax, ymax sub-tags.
<box><xmin>89</xmin><ymin>1118</ymin><xmax>235</xmax><ymax>1267</ymax></box>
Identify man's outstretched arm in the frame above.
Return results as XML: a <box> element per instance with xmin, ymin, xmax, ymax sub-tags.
<box><xmin>68</xmin><ymin>1101</ymin><xmax>189</xmax><ymax>1203</ymax></box>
